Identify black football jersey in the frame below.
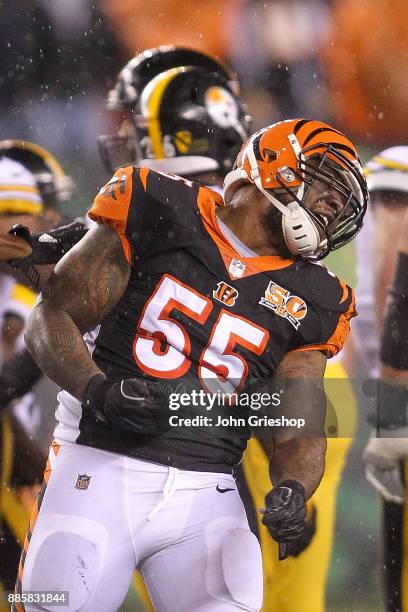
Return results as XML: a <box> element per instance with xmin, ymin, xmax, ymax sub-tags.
<box><xmin>74</xmin><ymin>166</ymin><xmax>355</xmax><ymax>472</ymax></box>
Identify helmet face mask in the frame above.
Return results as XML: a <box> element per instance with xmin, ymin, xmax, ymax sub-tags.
<box><xmin>98</xmin><ymin>128</ymin><xmax>142</xmax><ymax>177</ymax></box>
<box><xmin>224</xmin><ymin>119</ymin><xmax>368</xmax><ymax>259</ymax></box>
<box><xmin>276</xmin><ymin>146</ymin><xmax>366</xmax><ymax>258</ymax></box>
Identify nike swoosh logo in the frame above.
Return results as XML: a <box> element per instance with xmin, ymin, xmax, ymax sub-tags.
<box><xmin>216</xmin><ymin>485</ymin><xmax>235</xmax><ymax>493</ymax></box>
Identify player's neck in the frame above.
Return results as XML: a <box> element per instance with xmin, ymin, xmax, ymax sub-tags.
<box><xmin>216</xmin><ymin>203</ymin><xmax>287</xmax><ymax>257</ymax></box>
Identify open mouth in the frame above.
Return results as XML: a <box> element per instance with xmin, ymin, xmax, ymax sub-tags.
<box><xmin>313</xmin><ymin>212</ymin><xmax>331</xmax><ymax>229</ymax></box>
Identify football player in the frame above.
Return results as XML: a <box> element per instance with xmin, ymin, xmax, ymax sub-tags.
<box><xmin>3</xmin><ymin>47</ymin><xmax>250</xmax><ymax>612</ymax></box>
<box><xmin>0</xmin><ymin>141</ymin><xmax>73</xmax><ymax>605</ymax></box>
<box><xmin>18</xmin><ymin>118</ymin><xmax>367</xmax><ymax>611</ymax></box>
<box><xmin>360</xmin><ymin>147</ymin><xmax>408</xmax><ymax>612</ymax></box>
<box><xmin>3</xmin><ymin>48</ymin><xmax>360</xmax><ymax>611</ymax></box>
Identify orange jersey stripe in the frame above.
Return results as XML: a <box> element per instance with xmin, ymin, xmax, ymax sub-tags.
<box><xmin>88</xmin><ymin>165</ymin><xmax>137</xmax><ymax>263</ymax></box>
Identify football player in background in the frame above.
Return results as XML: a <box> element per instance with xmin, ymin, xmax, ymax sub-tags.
<box><xmin>18</xmin><ymin>118</ymin><xmax>366</xmax><ymax>611</ymax></box>
<box><xmin>2</xmin><ymin>47</ymin><xmax>362</xmax><ymax>611</ymax></box>
<box><xmin>0</xmin><ymin>142</ymin><xmax>73</xmax><ymax>608</ymax></box>
<box><xmin>359</xmin><ymin>148</ymin><xmax>408</xmax><ymax>612</ymax></box>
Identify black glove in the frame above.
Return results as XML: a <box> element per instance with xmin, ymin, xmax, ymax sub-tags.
<box><xmin>9</xmin><ymin>221</ymin><xmax>88</xmax><ymax>266</ymax></box>
<box><xmin>262</xmin><ymin>480</ymin><xmax>307</xmax><ymax>544</ymax></box>
<box><xmin>82</xmin><ymin>374</ymin><xmax>173</xmax><ymax>435</ymax></box>
<box><xmin>286</xmin><ymin>504</ymin><xmax>317</xmax><ymax>557</ymax></box>
<box><xmin>9</xmin><ymin>224</ymin><xmax>32</xmax><ymax>244</ymax></box>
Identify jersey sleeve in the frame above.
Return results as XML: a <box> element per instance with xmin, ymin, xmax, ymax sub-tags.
<box><xmin>289</xmin><ymin>276</ymin><xmax>357</xmax><ymax>358</ymax></box>
<box><xmin>88</xmin><ymin>166</ymin><xmax>149</xmax><ymax>263</ymax></box>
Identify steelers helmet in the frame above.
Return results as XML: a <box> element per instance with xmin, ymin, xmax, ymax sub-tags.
<box><xmin>0</xmin><ymin>140</ymin><xmax>74</xmax><ymax>208</ymax></box>
<box><xmin>105</xmin><ymin>45</ymin><xmax>240</xmax><ymax>112</ymax></box>
<box><xmin>365</xmin><ymin>147</ymin><xmax>408</xmax><ymax>194</ymax></box>
<box><xmin>224</xmin><ymin>118</ymin><xmax>368</xmax><ymax>259</ymax></box>
<box><xmin>98</xmin><ymin>47</ymin><xmax>250</xmax><ymax>176</ymax></box>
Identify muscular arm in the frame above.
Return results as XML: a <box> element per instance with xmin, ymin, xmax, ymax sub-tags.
<box><xmin>259</xmin><ymin>350</ymin><xmax>327</xmax><ymax>499</ymax></box>
<box><xmin>25</xmin><ymin>224</ymin><xmax>130</xmax><ymax>400</ymax></box>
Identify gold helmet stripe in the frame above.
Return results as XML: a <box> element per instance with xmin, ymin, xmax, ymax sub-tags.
<box><xmin>141</xmin><ymin>67</ymin><xmax>189</xmax><ymax>159</ymax></box>
<box><xmin>368</xmin><ymin>155</ymin><xmax>408</xmax><ymax>173</ymax></box>
<box><xmin>0</xmin><ymin>199</ymin><xmax>43</xmax><ymax>215</ymax></box>
<box><xmin>0</xmin><ymin>139</ymin><xmax>66</xmax><ymax>176</ymax></box>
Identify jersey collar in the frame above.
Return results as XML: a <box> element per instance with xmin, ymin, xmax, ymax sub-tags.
<box><xmin>197</xmin><ymin>186</ymin><xmax>296</xmax><ymax>280</ymax></box>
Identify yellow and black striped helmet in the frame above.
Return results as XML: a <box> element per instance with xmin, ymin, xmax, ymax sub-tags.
<box><xmin>98</xmin><ymin>47</ymin><xmax>250</xmax><ymax>176</ymax></box>
<box><xmin>0</xmin><ymin>140</ymin><xmax>74</xmax><ymax>208</ymax></box>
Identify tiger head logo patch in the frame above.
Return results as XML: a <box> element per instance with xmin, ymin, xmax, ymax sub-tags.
<box><xmin>213</xmin><ymin>282</ymin><xmax>238</xmax><ymax>307</ymax></box>
<box><xmin>259</xmin><ymin>281</ymin><xmax>307</xmax><ymax>329</ymax></box>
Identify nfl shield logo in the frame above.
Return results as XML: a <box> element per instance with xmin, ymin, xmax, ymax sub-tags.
<box><xmin>228</xmin><ymin>258</ymin><xmax>245</xmax><ymax>278</ymax></box>
<box><xmin>75</xmin><ymin>474</ymin><xmax>91</xmax><ymax>490</ymax></box>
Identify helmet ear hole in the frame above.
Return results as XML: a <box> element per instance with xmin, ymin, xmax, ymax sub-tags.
<box><xmin>263</xmin><ymin>149</ymin><xmax>277</xmax><ymax>162</ymax></box>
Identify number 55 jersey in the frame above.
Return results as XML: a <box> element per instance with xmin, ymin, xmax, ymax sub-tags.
<box><xmin>55</xmin><ymin>166</ymin><xmax>356</xmax><ymax>473</ymax></box>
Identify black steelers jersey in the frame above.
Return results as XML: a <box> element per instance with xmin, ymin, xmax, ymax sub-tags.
<box><xmin>74</xmin><ymin>166</ymin><xmax>355</xmax><ymax>472</ymax></box>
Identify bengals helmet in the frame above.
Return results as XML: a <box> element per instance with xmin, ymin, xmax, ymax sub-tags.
<box><xmin>0</xmin><ymin>140</ymin><xmax>74</xmax><ymax>208</ymax></box>
<box><xmin>224</xmin><ymin>119</ymin><xmax>368</xmax><ymax>259</ymax></box>
<box><xmin>98</xmin><ymin>47</ymin><xmax>250</xmax><ymax>175</ymax></box>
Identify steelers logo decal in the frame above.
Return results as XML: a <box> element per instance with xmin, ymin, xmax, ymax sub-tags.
<box><xmin>205</xmin><ymin>86</ymin><xmax>238</xmax><ymax>128</ymax></box>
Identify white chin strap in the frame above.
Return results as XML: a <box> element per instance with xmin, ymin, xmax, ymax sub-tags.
<box><xmin>244</xmin><ymin>132</ymin><xmax>321</xmax><ymax>257</ymax></box>
<box><xmin>281</xmin><ymin>201</ymin><xmax>320</xmax><ymax>256</ymax></box>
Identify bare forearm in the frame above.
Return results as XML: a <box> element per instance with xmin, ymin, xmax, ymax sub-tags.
<box><xmin>264</xmin><ymin>349</ymin><xmax>327</xmax><ymax>499</ymax></box>
<box><xmin>26</xmin><ymin>304</ymin><xmax>101</xmax><ymax>400</ymax></box>
<box><xmin>269</xmin><ymin>437</ymin><xmax>326</xmax><ymax>499</ymax></box>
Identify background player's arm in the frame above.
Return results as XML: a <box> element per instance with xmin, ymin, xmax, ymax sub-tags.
<box><xmin>260</xmin><ymin>349</ymin><xmax>327</xmax><ymax>499</ymax></box>
<box><xmin>25</xmin><ymin>223</ymin><xmax>130</xmax><ymax>400</ymax></box>
<box><xmin>364</xmin><ymin>208</ymin><xmax>408</xmax><ymax>502</ymax></box>
<box><xmin>374</xmin><ymin>199</ymin><xmax>408</xmax><ymax>333</ymax></box>
<box><xmin>0</xmin><ymin>221</ymin><xmax>89</xmax><ymax>291</ymax></box>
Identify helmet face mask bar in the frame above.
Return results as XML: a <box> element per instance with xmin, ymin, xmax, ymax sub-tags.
<box><xmin>98</xmin><ymin>131</ymin><xmax>142</xmax><ymax>179</ymax></box>
<box><xmin>275</xmin><ymin>144</ymin><xmax>367</xmax><ymax>258</ymax></box>
<box><xmin>223</xmin><ymin>119</ymin><xmax>368</xmax><ymax>259</ymax></box>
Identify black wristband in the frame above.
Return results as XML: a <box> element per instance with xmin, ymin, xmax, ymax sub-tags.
<box><xmin>278</xmin><ymin>480</ymin><xmax>306</xmax><ymax>499</ymax></box>
<box><xmin>83</xmin><ymin>373</ymin><xmax>109</xmax><ymax>408</ymax></box>
<box><xmin>381</xmin><ymin>252</ymin><xmax>408</xmax><ymax>369</ymax></box>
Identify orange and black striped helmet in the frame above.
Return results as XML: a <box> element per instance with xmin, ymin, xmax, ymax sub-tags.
<box><xmin>224</xmin><ymin>118</ymin><xmax>368</xmax><ymax>259</ymax></box>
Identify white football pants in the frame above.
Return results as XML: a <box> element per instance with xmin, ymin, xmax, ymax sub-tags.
<box><xmin>19</xmin><ymin>442</ymin><xmax>263</xmax><ymax>612</ymax></box>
